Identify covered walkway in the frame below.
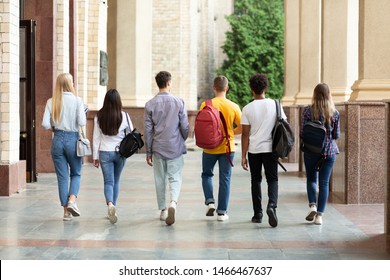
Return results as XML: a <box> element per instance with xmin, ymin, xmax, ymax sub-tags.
<box><xmin>0</xmin><ymin>145</ymin><xmax>389</xmax><ymax>260</ymax></box>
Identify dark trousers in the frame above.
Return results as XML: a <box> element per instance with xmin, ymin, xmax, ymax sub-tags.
<box><xmin>248</xmin><ymin>152</ymin><xmax>279</xmax><ymax>214</ymax></box>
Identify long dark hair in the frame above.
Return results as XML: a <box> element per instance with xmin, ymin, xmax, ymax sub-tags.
<box><xmin>97</xmin><ymin>89</ymin><xmax>123</xmax><ymax>136</ymax></box>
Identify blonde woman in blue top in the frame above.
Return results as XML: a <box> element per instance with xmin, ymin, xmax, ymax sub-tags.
<box><xmin>300</xmin><ymin>83</ymin><xmax>340</xmax><ymax>225</ymax></box>
<box><xmin>42</xmin><ymin>73</ymin><xmax>86</xmax><ymax>221</ymax></box>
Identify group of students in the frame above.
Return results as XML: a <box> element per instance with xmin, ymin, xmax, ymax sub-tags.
<box><xmin>42</xmin><ymin>71</ymin><xmax>340</xmax><ymax>227</ymax></box>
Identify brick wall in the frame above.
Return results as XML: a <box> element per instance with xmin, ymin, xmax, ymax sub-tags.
<box><xmin>0</xmin><ymin>0</ymin><xmax>20</xmax><ymax>164</ymax></box>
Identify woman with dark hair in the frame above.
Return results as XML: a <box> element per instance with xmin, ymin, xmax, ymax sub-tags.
<box><xmin>93</xmin><ymin>89</ymin><xmax>133</xmax><ymax>224</ymax></box>
<box><xmin>301</xmin><ymin>83</ymin><xmax>340</xmax><ymax>225</ymax></box>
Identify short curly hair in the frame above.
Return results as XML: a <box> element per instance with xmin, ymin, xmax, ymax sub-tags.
<box><xmin>249</xmin><ymin>73</ymin><xmax>269</xmax><ymax>95</ymax></box>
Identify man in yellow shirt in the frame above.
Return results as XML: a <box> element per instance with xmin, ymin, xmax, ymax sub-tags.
<box><xmin>199</xmin><ymin>76</ymin><xmax>242</xmax><ymax>221</ymax></box>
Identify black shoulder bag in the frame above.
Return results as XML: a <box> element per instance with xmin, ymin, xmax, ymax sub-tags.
<box><xmin>116</xmin><ymin>113</ymin><xmax>144</xmax><ymax>158</ymax></box>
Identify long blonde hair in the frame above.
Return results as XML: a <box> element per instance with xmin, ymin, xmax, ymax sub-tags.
<box><xmin>311</xmin><ymin>83</ymin><xmax>336</xmax><ymax>127</ymax></box>
<box><xmin>52</xmin><ymin>73</ymin><xmax>75</xmax><ymax>123</ymax></box>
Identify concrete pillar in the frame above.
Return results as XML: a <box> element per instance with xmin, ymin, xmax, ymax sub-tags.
<box><xmin>322</xmin><ymin>0</ymin><xmax>358</xmax><ymax>103</ymax></box>
<box><xmin>282</xmin><ymin>0</ymin><xmax>300</xmax><ymax>106</ymax></box>
<box><xmin>108</xmin><ymin>0</ymin><xmax>152</xmax><ymax>108</ymax></box>
<box><xmin>77</xmin><ymin>0</ymin><xmax>90</xmax><ymax>102</ymax></box>
<box><xmin>385</xmin><ymin>100</ymin><xmax>390</xmax><ymax>234</ymax></box>
<box><xmin>350</xmin><ymin>0</ymin><xmax>390</xmax><ymax>101</ymax></box>
<box><xmin>294</xmin><ymin>0</ymin><xmax>321</xmax><ymax>105</ymax></box>
<box><xmin>55</xmin><ymin>0</ymin><xmax>70</xmax><ymax>74</ymax></box>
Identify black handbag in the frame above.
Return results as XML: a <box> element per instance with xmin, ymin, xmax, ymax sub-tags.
<box><xmin>116</xmin><ymin>113</ymin><xmax>144</xmax><ymax>158</ymax></box>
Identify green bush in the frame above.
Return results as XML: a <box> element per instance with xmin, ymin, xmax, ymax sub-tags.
<box><xmin>216</xmin><ymin>0</ymin><xmax>284</xmax><ymax>108</ymax></box>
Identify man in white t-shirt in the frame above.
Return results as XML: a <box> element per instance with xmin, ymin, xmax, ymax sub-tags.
<box><xmin>241</xmin><ymin>73</ymin><xmax>287</xmax><ymax>228</ymax></box>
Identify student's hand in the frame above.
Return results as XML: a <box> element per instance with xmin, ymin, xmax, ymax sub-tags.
<box><xmin>93</xmin><ymin>160</ymin><xmax>100</xmax><ymax>168</ymax></box>
<box><xmin>241</xmin><ymin>157</ymin><xmax>249</xmax><ymax>171</ymax></box>
<box><xmin>146</xmin><ymin>155</ymin><xmax>153</xmax><ymax>166</ymax></box>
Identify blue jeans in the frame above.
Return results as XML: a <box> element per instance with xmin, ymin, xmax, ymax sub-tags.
<box><xmin>304</xmin><ymin>152</ymin><xmax>336</xmax><ymax>214</ymax></box>
<box><xmin>153</xmin><ymin>155</ymin><xmax>184</xmax><ymax>210</ymax></box>
<box><xmin>100</xmin><ymin>151</ymin><xmax>126</xmax><ymax>206</ymax></box>
<box><xmin>51</xmin><ymin>130</ymin><xmax>82</xmax><ymax>206</ymax></box>
<box><xmin>201</xmin><ymin>152</ymin><xmax>234</xmax><ymax>215</ymax></box>
<box><xmin>248</xmin><ymin>152</ymin><xmax>279</xmax><ymax>214</ymax></box>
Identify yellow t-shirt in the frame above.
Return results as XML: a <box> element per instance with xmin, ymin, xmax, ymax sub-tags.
<box><xmin>199</xmin><ymin>97</ymin><xmax>241</xmax><ymax>154</ymax></box>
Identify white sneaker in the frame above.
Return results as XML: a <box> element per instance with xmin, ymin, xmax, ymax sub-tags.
<box><xmin>217</xmin><ymin>214</ymin><xmax>229</xmax><ymax>221</ymax></box>
<box><xmin>160</xmin><ymin>209</ymin><xmax>168</xmax><ymax>221</ymax></box>
<box><xmin>67</xmin><ymin>200</ymin><xmax>81</xmax><ymax>217</ymax></box>
<box><xmin>63</xmin><ymin>212</ymin><xmax>73</xmax><ymax>221</ymax></box>
<box><xmin>305</xmin><ymin>205</ymin><xmax>317</xmax><ymax>221</ymax></box>
<box><xmin>206</xmin><ymin>203</ymin><xmax>216</xmax><ymax>216</ymax></box>
<box><xmin>314</xmin><ymin>214</ymin><xmax>323</xmax><ymax>225</ymax></box>
<box><xmin>108</xmin><ymin>205</ymin><xmax>118</xmax><ymax>224</ymax></box>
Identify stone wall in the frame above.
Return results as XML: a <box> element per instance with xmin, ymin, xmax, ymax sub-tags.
<box><xmin>0</xmin><ymin>0</ymin><xmax>26</xmax><ymax>195</ymax></box>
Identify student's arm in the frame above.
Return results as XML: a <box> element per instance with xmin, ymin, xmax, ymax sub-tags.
<box><xmin>241</xmin><ymin>124</ymin><xmax>250</xmax><ymax>171</ymax></box>
<box><xmin>234</xmin><ymin>124</ymin><xmax>242</xmax><ymax>135</ymax></box>
<box><xmin>233</xmin><ymin>104</ymin><xmax>242</xmax><ymax>135</ymax></box>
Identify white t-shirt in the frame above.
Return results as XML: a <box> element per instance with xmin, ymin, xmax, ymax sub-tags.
<box><xmin>241</xmin><ymin>99</ymin><xmax>287</xmax><ymax>153</ymax></box>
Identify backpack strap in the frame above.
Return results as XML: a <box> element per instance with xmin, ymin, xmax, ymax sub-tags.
<box><xmin>274</xmin><ymin>99</ymin><xmax>282</xmax><ymax>121</ymax></box>
<box><xmin>273</xmin><ymin>99</ymin><xmax>287</xmax><ymax>172</ymax></box>
<box><xmin>219</xmin><ymin>111</ymin><xmax>233</xmax><ymax>167</ymax></box>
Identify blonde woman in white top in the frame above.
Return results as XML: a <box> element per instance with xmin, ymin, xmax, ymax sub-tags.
<box><xmin>42</xmin><ymin>73</ymin><xmax>86</xmax><ymax>221</ymax></box>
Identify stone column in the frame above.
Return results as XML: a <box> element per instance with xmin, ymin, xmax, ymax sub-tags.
<box><xmin>385</xmin><ymin>100</ymin><xmax>390</xmax><ymax>234</ymax></box>
<box><xmin>322</xmin><ymin>0</ymin><xmax>358</xmax><ymax>103</ymax></box>
<box><xmin>77</xmin><ymin>0</ymin><xmax>89</xmax><ymax>101</ymax></box>
<box><xmin>55</xmin><ymin>0</ymin><xmax>70</xmax><ymax>74</ymax></box>
<box><xmin>294</xmin><ymin>0</ymin><xmax>322</xmax><ymax>105</ymax></box>
<box><xmin>86</xmin><ymin>0</ymin><xmax>108</xmax><ymax>108</ymax></box>
<box><xmin>282</xmin><ymin>0</ymin><xmax>299</xmax><ymax>106</ymax></box>
<box><xmin>344</xmin><ymin>102</ymin><xmax>386</xmax><ymax>204</ymax></box>
<box><xmin>350</xmin><ymin>0</ymin><xmax>390</xmax><ymax>101</ymax></box>
<box><xmin>109</xmin><ymin>0</ymin><xmax>152</xmax><ymax>108</ymax></box>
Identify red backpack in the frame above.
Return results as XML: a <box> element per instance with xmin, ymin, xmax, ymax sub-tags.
<box><xmin>194</xmin><ymin>99</ymin><xmax>233</xmax><ymax>166</ymax></box>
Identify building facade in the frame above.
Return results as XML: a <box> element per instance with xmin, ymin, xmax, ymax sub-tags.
<box><xmin>1</xmin><ymin>1</ymin><xmax>390</xmax><ymax>234</ymax></box>
<box><xmin>0</xmin><ymin>0</ymin><xmax>232</xmax><ymax>194</ymax></box>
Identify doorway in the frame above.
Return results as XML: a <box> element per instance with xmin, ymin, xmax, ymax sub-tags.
<box><xmin>19</xmin><ymin>19</ymin><xmax>37</xmax><ymax>183</ymax></box>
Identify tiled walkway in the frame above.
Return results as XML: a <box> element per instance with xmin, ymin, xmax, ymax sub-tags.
<box><xmin>0</xmin><ymin>146</ymin><xmax>389</xmax><ymax>260</ymax></box>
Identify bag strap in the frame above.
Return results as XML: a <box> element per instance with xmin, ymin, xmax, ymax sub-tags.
<box><xmin>123</xmin><ymin>112</ymin><xmax>132</xmax><ymax>136</ymax></box>
<box><xmin>273</xmin><ymin>99</ymin><xmax>287</xmax><ymax>172</ymax></box>
<box><xmin>219</xmin><ymin>111</ymin><xmax>233</xmax><ymax>167</ymax></box>
<box><xmin>79</xmin><ymin>126</ymin><xmax>86</xmax><ymax>139</ymax></box>
<box><xmin>274</xmin><ymin>100</ymin><xmax>282</xmax><ymax>121</ymax></box>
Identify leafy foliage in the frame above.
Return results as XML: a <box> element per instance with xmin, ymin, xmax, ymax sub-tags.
<box><xmin>216</xmin><ymin>0</ymin><xmax>285</xmax><ymax>108</ymax></box>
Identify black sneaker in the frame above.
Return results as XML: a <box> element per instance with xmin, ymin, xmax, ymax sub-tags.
<box><xmin>251</xmin><ymin>213</ymin><xmax>263</xmax><ymax>223</ymax></box>
<box><xmin>266</xmin><ymin>207</ymin><xmax>278</xmax><ymax>227</ymax></box>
